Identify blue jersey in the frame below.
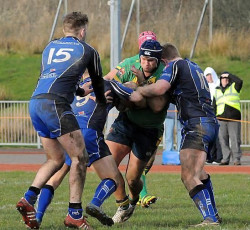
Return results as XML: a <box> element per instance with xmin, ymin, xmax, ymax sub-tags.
<box><xmin>71</xmin><ymin>78</ymin><xmax>109</xmax><ymax>131</ymax></box>
<box><xmin>160</xmin><ymin>59</ymin><xmax>215</xmax><ymax>123</ymax></box>
<box><xmin>32</xmin><ymin>36</ymin><xmax>105</xmax><ymax>104</ymax></box>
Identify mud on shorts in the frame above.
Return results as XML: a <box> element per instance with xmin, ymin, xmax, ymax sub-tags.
<box><xmin>29</xmin><ymin>97</ymin><xmax>79</xmax><ymax>138</ymax></box>
<box><xmin>65</xmin><ymin>128</ymin><xmax>111</xmax><ymax>167</ymax></box>
<box><xmin>106</xmin><ymin>113</ymin><xmax>163</xmax><ymax>162</ymax></box>
<box><xmin>180</xmin><ymin>117</ymin><xmax>219</xmax><ymax>159</ymax></box>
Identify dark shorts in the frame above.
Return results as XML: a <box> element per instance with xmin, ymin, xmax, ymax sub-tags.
<box><xmin>106</xmin><ymin>113</ymin><xmax>163</xmax><ymax>162</ymax></box>
<box><xmin>180</xmin><ymin>117</ymin><xmax>219</xmax><ymax>159</ymax></box>
<box><xmin>65</xmin><ymin>128</ymin><xmax>110</xmax><ymax>167</ymax></box>
<box><xmin>29</xmin><ymin>98</ymin><xmax>79</xmax><ymax>138</ymax></box>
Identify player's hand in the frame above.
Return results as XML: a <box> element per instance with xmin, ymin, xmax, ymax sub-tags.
<box><xmin>81</xmin><ymin>81</ymin><xmax>93</xmax><ymax>96</ymax></box>
<box><xmin>131</xmin><ymin>65</ymin><xmax>144</xmax><ymax>84</ymax></box>
<box><xmin>123</xmin><ymin>81</ymin><xmax>138</xmax><ymax>90</ymax></box>
<box><xmin>105</xmin><ymin>90</ymin><xmax>113</xmax><ymax>104</ymax></box>
<box><xmin>130</xmin><ymin>90</ymin><xmax>143</xmax><ymax>102</ymax></box>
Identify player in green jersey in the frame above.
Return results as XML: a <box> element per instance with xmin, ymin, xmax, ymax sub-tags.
<box><xmin>106</xmin><ymin>40</ymin><xmax>170</xmax><ymax>223</ymax></box>
<box><xmin>105</xmin><ymin>31</ymin><xmax>161</xmax><ymax>209</ymax></box>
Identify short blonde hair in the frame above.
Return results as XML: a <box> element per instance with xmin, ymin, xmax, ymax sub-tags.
<box><xmin>63</xmin><ymin>12</ymin><xmax>88</xmax><ymax>35</ymax></box>
<box><xmin>161</xmin><ymin>43</ymin><xmax>180</xmax><ymax>60</ymax></box>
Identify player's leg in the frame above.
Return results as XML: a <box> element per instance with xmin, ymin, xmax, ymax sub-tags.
<box><xmin>180</xmin><ymin>149</ymin><xmax>219</xmax><ymax>225</ymax></box>
<box><xmin>16</xmin><ymin>98</ymin><xmax>66</xmax><ymax>229</ymax></box>
<box><xmin>83</xmin><ymin>128</ymin><xmax>124</xmax><ymax>226</ymax></box>
<box><xmin>86</xmin><ymin>155</ymin><xmax>123</xmax><ymax>226</ymax></box>
<box><xmin>139</xmin><ymin>151</ymin><xmax>157</xmax><ymax>208</ymax></box>
<box><xmin>58</xmin><ymin>130</ymin><xmax>88</xmax><ymax>222</ymax></box>
<box><xmin>106</xmin><ymin>140</ymin><xmax>136</xmax><ymax>223</ymax></box>
<box><xmin>105</xmin><ymin>116</ymin><xmax>133</xmax><ymax>202</ymax></box>
<box><xmin>126</xmin><ymin>152</ymin><xmax>148</xmax><ymax>202</ymax></box>
<box><xmin>180</xmin><ymin>120</ymin><xmax>220</xmax><ymax>227</ymax></box>
<box><xmin>16</xmin><ymin>137</ymin><xmax>65</xmax><ymax>229</ymax></box>
<box><xmin>54</xmin><ymin>101</ymin><xmax>90</xmax><ymax>229</ymax></box>
<box><xmin>36</xmin><ymin>162</ymin><xmax>70</xmax><ymax>224</ymax></box>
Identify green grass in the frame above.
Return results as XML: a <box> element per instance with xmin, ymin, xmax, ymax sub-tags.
<box><xmin>0</xmin><ymin>53</ymin><xmax>249</xmax><ymax>100</ymax></box>
<box><xmin>0</xmin><ymin>172</ymin><xmax>249</xmax><ymax>229</ymax></box>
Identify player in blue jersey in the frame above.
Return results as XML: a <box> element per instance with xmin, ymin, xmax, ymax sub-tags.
<box><xmin>128</xmin><ymin>43</ymin><xmax>221</xmax><ymax>227</ymax></box>
<box><xmin>16</xmin><ymin>12</ymin><xmax>106</xmax><ymax>230</ymax></box>
<box><xmin>35</xmin><ymin>75</ymin><xmax>124</xmax><ymax>228</ymax></box>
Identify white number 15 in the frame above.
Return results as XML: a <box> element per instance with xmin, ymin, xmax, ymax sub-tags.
<box><xmin>47</xmin><ymin>48</ymin><xmax>74</xmax><ymax>64</ymax></box>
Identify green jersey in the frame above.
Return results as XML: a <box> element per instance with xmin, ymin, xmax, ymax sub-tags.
<box><xmin>115</xmin><ymin>56</ymin><xmax>167</xmax><ymax>129</ymax></box>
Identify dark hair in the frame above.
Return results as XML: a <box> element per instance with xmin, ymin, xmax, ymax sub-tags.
<box><xmin>63</xmin><ymin>12</ymin><xmax>88</xmax><ymax>34</ymax></box>
<box><xmin>161</xmin><ymin>43</ymin><xmax>180</xmax><ymax>60</ymax></box>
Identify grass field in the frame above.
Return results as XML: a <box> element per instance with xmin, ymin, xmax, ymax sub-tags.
<box><xmin>0</xmin><ymin>54</ymin><xmax>250</xmax><ymax>101</ymax></box>
<box><xmin>0</xmin><ymin>172</ymin><xmax>249</xmax><ymax>230</ymax></box>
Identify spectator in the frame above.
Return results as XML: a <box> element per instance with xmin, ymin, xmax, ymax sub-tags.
<box><xmin>204</xmin><ymin>67</ymin><xmax>222</xmax><ymax>164</ymax></box>
<box><xmin>164</xmin><ymin>103</ymin><xmax>182</xmax><ymax>152</ymax></box>
<box><xmin>213</xmin><ymin>72</ymin><xmax>243</xmax><ymax>165</ymax></box>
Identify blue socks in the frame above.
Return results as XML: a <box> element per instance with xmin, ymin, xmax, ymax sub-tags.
<box><xmin>24</xmin><ymin>186</ymin><xmax>40</xmax><ymax>206</ymax></box>
<box><xmin>36</xmin><ymin>185</ymin><xmax>54</xmax><ymax>223</ymax></box>
<box><xmin>201</xmin><ymin>174</ymin><xmax>218</xmax><ymax>215</ymax></box>
<box><xmin>189</xmin><ymin>184</ymin><xmax>217</xmax><ymax>222</ymax></box>
<box><xmin>68</xmin><ymin>203</ymin><xmax>83</xmax><ymax>219</ymax></box>
<box><xmin>91</xmin><ymin>178</ymin><xmax>117</xmax><ymax>207</ymax></box>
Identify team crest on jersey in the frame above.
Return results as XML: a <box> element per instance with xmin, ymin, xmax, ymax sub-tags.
<box><xmin>117</xmin><ymin>68</ymin><xmax>125</xmax><ymax>77</ymax></box>
<box><xmin>147</xmin><ymin>77</ymin><xmax>156</xmax><ymax>84</ymax></box>
<box><xmin>78</xmin><ymin>111</ymin><xmax>85</xmax><ymax>116</ymax></box>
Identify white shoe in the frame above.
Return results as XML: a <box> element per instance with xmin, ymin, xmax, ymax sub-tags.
<box><xmin>112</xmin><ymin>204</ymin><xmax>136</xmax><ymax>223</ymax></box>
<box><xmin>190</xmin><ymin>217</ymin><xmax>220</xmax><ymax>228</ymax></box>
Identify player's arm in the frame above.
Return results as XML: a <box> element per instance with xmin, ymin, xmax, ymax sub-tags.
<box><xmin>130</xmin><ymin>79</ymin><xmax>170</xmax><ymax>104</ymax></box>
<box><xmin>104</xmin><ymin>68</ymin><xmax>118</xmax><ymax>80</ymax></box>
<box><xmin>87</xmin><ymin>48</ymin><xmax>106</xmax><ymax>104</ymax></box>
<box><xmin>146</xmin><ymin>94</ymin><xmax>170</xmax><ymax>113</ymax></box>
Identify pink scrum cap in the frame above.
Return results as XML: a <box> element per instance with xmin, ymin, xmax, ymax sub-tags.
<box><xmin>138</xmin><ymin>31</ymin><xmax>157</xmax><ymax>49</ymax></box>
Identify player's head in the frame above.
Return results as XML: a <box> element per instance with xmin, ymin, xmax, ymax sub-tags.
<box><xmin>138</xmin><ymin>31</ymin><xmax>157</xmax><ymax>49</ymax></box>
<box><xmin>161</xmin><ymin>43</ymin><xmax>180</xmax><ymax>64</ymax></box>
<box><xmin>63</xmin><ymin>12</ymin><xmax>89</xmax><ymax>41</ymax></box>
<box><xmin>139</xmin><ymin>40</ymin><xmax>162</xmax><ymax>71</ymax></box>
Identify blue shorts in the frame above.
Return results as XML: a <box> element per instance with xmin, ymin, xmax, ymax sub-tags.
<box><xmin>29</xmin><ymin>98</ymin><xmax>79</xmax><ymax>138</ymax></box>
<box><xmin>180</xmin><ymin>117</ymin><xmax>219</xmax><ymax>159</ymax></box>
<box><xmin>65</xmin><ymin>128</ymin><xmax>111</xmax><ymax>167</ymax></box>
<box><xmin>106</xmin><ymin>113</ymin><xmax>163</xmax><ymax>162</ymax></box>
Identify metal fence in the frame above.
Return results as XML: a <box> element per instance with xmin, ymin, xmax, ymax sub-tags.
<box><xmin>0</xmin><ymin>100</ymin><xmax>249</xmax><ymax>148</ymax></box>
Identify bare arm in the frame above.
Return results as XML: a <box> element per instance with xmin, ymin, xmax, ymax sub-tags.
<box><xmin>138</xmin><ymin>79</ymin><xmax>171</xmax><ymax>97</ymax></box>
<box><xmin>130</xmin><ymin>79</ymin><xmax>171</xmax><ymax>103</ymax></box>
<box><xmin>104</xmin><ymin>68</ymin><xmax>118</xmax><ymax>80</ymax></box>
<box><xmin>147</xmin><ymin>94</ymin><xmax>170</xmax><ymax>113</ymax></box>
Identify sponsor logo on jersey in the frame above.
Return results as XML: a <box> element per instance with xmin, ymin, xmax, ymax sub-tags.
<box><xmin>41</xmin><ymin>73</ymin><xmax>57</xmax><ymax>79</ymax></box>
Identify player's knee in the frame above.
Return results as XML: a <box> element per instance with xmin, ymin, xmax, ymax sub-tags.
<box><xmin>71</xmin><ymin>149</ymin><xmax>89</xmax><ymax>167</ymax></box>
<box><xmin>51</xmin><ymin>155</ymin><xmax>65</xmax><ymax>171</ymax></box>
<box><xmin>181</xmin><ymin>172</ymin><xmax>192</xmax><ymax>186</ymax></box>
